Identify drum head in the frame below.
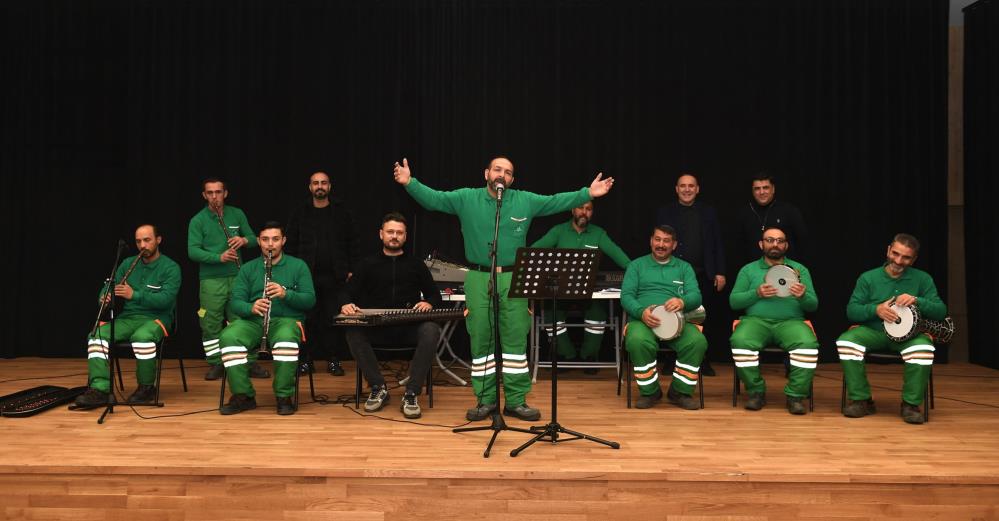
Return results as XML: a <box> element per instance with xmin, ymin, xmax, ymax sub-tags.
<box><xmin>765</xmin><ymin>265</ymin><xmax>799</xmax><ymax>297</ymax></box>
<box><xmin>651</xmin><ymin>305</ymin><xmax>683</xmax><ymax>340</ymax></box>
<box><xmin>883</xmin><ymin>304</ymin><xmax>915</xmax><ymax>341</ymax></box>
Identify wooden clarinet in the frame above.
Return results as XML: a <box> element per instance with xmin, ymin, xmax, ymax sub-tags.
<box><xmin>90</xmin><ymin>249</ymin><xmax>146</xmax><ymax>336</ymax></box>
<box><xmin>258</xmin><ymin>250</ymin><xmax>274</xmax><ymax>354</ymax></box>
<box><xmin>211</xmin><ymin>202</ymin><xmax>241</xmax><ymax>269</ymax></box>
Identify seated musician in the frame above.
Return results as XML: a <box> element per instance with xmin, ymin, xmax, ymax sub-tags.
<box><xmin>836</xmin><ymin>233</ymin><xmax>947</xmax><ymax>424</ymax></box>
<box><xmin>338</xmin><ymin>212</ymin><xmax>443</xmax><ymax>419</ymax></box>
<box><xmin>75</xmin><ymin>224</ymin><xmax>182</xmax><ymax>409</ymax></box>
<box><xmin>729</xmin><ymin>227</ymin><xmax>818</xmax><ymax>415</ymax></box>
<box><xmin>532</xmin><ymin>201</ymin><xmax>630</xmax><ymax>372</ymax></box>
<box><xmin>622</xmin><ymin>225</ymin><xmax>706</xmax><ymax>410</ymax></box>
<box><xmin>219</xmin><ymin>221</ymin><xmax>315</xmax><ymax>416</ymax></box>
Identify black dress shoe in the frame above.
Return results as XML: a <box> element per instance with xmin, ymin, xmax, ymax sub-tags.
<box><xmin>276</xmin><ymin>396</ymin><xmax>296</xmax><ymax>416</ymax></box>
<box><xmin>126</xmin><ymin>384</ymin><xmax>157</xmax><ymax>404</ymax></box>
<box><xmin>328</xmin><ymin>360</ymin><xmax>345</xmax><ymax>376</ymax></box>
<box><xmin>220</xmin><ymin>394</ymin><xmax>257</xmax><ymax>415</ymax></box>
<box><xmin>204</xmin><ymin>364</ymin><xmax>225</xmax><ymax>381</ymax></box>
<box><xmin>249</xmin><ymin>362</ymin><xmax>271</xmax><ymax>379</ymax></box>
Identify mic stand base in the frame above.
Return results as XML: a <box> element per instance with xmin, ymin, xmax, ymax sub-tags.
<box><xmin>511</xmin><ymin>422</ymin><xmax>620</xmax><ymax>457</ymax></box>
<box><xmin>453</xmin><ymin>410</ymin><xmax>536</xmax><ymax>458</ymax></box>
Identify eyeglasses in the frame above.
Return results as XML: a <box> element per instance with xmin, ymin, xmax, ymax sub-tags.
<box><xmin>762</xmin><ymin>237</ymin><xmax>787</xmax><ymax>244</ymax></box>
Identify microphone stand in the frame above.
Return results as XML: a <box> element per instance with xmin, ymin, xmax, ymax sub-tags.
<box><xmin>92</xmin><ymin>240</ymin><xmax>127</xmax><ymax>424</ymax></box>
<box><xmin>453</xmin><ymin>184</ymin><xmax>533</xmax><ymax>457</ymax></box>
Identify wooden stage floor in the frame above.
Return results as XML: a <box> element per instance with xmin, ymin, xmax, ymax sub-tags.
<box><xmin>1</xmin><ymin>358</ymin><xmax>998</xmax><ymax>520</ymax></box>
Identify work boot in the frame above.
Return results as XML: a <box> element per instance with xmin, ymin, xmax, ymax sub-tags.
<box><xmin>635</xmin><ymin>387</ymin><xmax>663</xmax><ymax>409</ymax></box>
<box><xmin>465</xmin><ymin>402</ymin><xmax>497</xmax><ymax>421</ymax></box>
<box><xmin>328</xmin><ymin>360</ymin><xmax>345</xmax><ymax>377</ymax></box>
<box><xmin>220</xmin><ymin>394</ymin><xmax>257</xmax><ymax>415</ymax></box>
<box><xmin>901</xmin><ymin>402</ymin><xmax>925</xmax><ymax>424</ymax></box>
<box><xmin>843</xmin><ymin>398</ymin><xmax>877</xmax><ymax>418</ymax></box>
<box><xmin>364</xmin><ymin>385</ymin><xmax>389</xmax><ymax>413</ymax></box>
<box><xmin>667</xmin><ymin>386</ymin><xmax>700</xmax><ymax>410</ymax></box>
<box><xmin>503</xmin><ymin>403</ymin><xmax>541</xmax><ymax>421</ymax></box>
<box><xmin>126</xmin><ymin>384</ymin><xmax>157</xmax><ymax>405</ymax></box>
<box><xmin>276</xmin><ymin>396</ymin><xmax>295</xmax><ymax>416</ymax></box>
<box><xmin>786</xmin><ymin>396</ymin><xmax>807</xmax><ymax>415</ymax></box>
<box><xmin>744</xmin><ymin>392</ymin><xmax>766</xmax><ymax>411</ymax></box>
<box><xmin>401</xmin><ymin>392</ymin><xmax>422</xmax><ymax>419</ymax></box>
<box><xmin>204</xmin><ymin>364</ymin><xmax>224</xmax><ymax>381</ymax></box>
<box><xmin>249</xmin><ymin>362</ymin><xmax>270</xmax><ymax>379</ymax></box>
<box><xmin>73</xmin><ymin>388</ymin><xmax>110</xmax><ymax>409</ymax></box>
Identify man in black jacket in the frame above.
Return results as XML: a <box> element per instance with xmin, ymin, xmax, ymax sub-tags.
<box><xmin>737</xmin><ymin>173</ymin><xmax>809</xmax><ymax>265</ymax></box>
<box><xmin>655</xmin><ymin>173</ymin><xmax>727</xmax><ymax>375</ymax></box>
<box><xmin>285</xmin><ymin>171</ymin><xmax>360</xmax><ymax>376</ymax></box>
<box><xmin>338</xmin><ymin>212</ymin><xmax>443</xmax><ymax>419</ymax></box>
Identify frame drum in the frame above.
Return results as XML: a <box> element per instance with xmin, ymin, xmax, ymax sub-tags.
<box><xmin>651</xmin><ymin>306</ymin><xmax>685</xmax><ymax>340</ymax></box>
<box><xmin>765</xmin><ymin>264</ymin><xmax>799</xmax><ymax>297</ymax></box>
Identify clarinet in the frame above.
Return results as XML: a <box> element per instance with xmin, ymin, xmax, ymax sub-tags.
<box><xmin>211</xmin><ymin>203</ymin><xmax>241</xmax><ymax>269</ymax></box>
<box><xmin>90</xmin><ymin>249</ymin><xmax>146</xmax><ymax>336</ymax></box>
<box><xmin>258</xmin><ymin>250</ymin><xmax>274</xmax><ymax>354</ymax></box>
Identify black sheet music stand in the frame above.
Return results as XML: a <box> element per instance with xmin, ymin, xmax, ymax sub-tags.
<box><xmin>507</xmin><ymin>247</ymin><xmax>619</xmax><ymax>456</ymax></box>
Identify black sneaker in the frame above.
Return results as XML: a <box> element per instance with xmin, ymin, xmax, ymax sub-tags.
<box><xmin>73</xmin><ymin>388</ymin><xmax>110</xmax><ymax>409</ymax></box>
<box><xmin>126</xmin><ymin>384</ymin><xmax>157</xmax><ymax>405</ymax></box>
<box><xmin>635</xmin><ymin>387</ymin><xmax>663</xmax><ymax>409</ymax></box>
<box><xmin>843</xmin><ymin>398</ymin><xmax>876</xmax><ymax>418</ymax></box>
<box><xmin>204</xmin><ymin>364</ymin><xmax>224</xmax><ymax>381</ymax></box>
<box><xmin>328</xmin><ymin>360</ymin><xmax>345</xmax><ymax>377</ymax></box>
<box><xmin>276</xmin><ymin>396</ymin><xmax>296</xmax><ymax>416</ymax></box>
<box><xmin>503</xmin><ymin>403</ymin><xmax>541</xmax><ymax>421</ymax></box>
<box><xmin>401</xmin><ymin>392</ymin><xmax>422</xmax><ymax>419</ymax></box>
<box><xmin>667</xmin><ymin>387</ymin><xmax>700</xmax><ymax>410</ymax></box>
<box><xmin>364</xmin><ymin>386</ymin><xmax>389</xmax><ymax>412</ymax></box>
<box><xmin>786</xmin><ymin>396</ymin><xmax>807</xmax><ymax>415</ymax></box>
<box><xmin>249</xmin><ymin>362</ymin><xmax>270</xmax><ymax>379</ymax></box>
<box><xmin>220</xmin><ymin>394</ymin><xmax>257</xmax><ymax>415</ymax></box>
<box><xmin>297</xmin><ymin>361</ymin><xmax>314</xmax><ymax>375</ymax></box>
<box><xmin>744</xmin><ymin>392</ymin><xmax>766</xmax><ymax>411</ymax></box>
<box><xmin>901</xmin><ymin>402</ymin><xmax>925</xmax><ymax>424</ymax></box>
<box><xmin>465</xmin><ymin>402</ymin><xmax>497</xmax><ymax>421</ymax></box>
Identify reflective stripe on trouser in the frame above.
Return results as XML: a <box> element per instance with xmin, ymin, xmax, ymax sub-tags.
<box><xmin>625</xmin><ymin>319</ymin><xmax>707</xmax><ymax>396</ymax></box>
<box><xmin>730</xmin><ymin>316</ymin><xmax>818</xmax><ymax>398</ymax></box>
<box><xmin>544</xmin><ymin>300</ymin><xmax>609</xmax><ymax>360</ymax></box>
<box><xmin>86</xmin><ymin>316</ymin><xmax>167</xmax><ymax>392</ymax></box>
<box><xmin>464</xmin><ymin>271</ymin><xmax>532</xmax><ymax>407</ymax></box>
<box><xmin>198</xmin><ymin>276</ymin><xmax>238</xmax><ymax>365</ymax></box>
<box><xmin>219</xmin><ymin>317</ymin><xmax>302</xmax><ymax>398</ymax></box>
<box><xmin>836</xmin><ymin>325</ymin><xmax>934</xmax><ymax>406</ymax></box>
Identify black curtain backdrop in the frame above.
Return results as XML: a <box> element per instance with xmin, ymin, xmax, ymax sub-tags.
<box><xmin>964</xmin><ymin>0</ymin><xmax>999</xmax><ymax>370</ymax></box>
<box><xmin>1</xmin><ymin>0</ymin><xmax>948</xmax><ymax>361</ymax></box>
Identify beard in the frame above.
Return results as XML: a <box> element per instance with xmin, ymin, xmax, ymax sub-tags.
<box><xmin>765</xmin><ymin>247</ymin><xmax>785</xmax><ymax>260</ymax></box>
<box><xmin>312</xmin><ymin>189</ymin><xmax>328</xmax><ymax>199</ymax></box>
<box><xmin>573</xmin><ymin>215</ymin><xmax>589</xmax><ymax>228</ymax></box>
<box><xmin>384</xmin><ymin>240</ymin><xmax>403</xmax><ymax>252</ymax></box>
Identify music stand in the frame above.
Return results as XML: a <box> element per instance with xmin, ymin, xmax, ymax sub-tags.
<box><xmin>506</xmin><ymin>247</ymin><xmax>619</xmax><ymax>456</ymax></box>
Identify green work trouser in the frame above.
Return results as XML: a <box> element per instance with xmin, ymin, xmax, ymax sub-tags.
<box><xmin>87</xmin><ymin>316</ymin><xmax>167</xmax><ymax>392</ymax></box>
<box><xmin>219</xmin><ymin>317</ymin><xmax>302</xmax><ymax>398</ymax></box>
<box><xmin>730</xmin><ymin>316</ymin><xmax>818</xmax><ymax>398</ymax></box>
<box><xmin>465</xmin><ymin>270</ymin><xmax>532</xmax><ymax>407</ymax></box>
<box><xmin>625</xmin><ymin>319</ymin><xmax>707</xmax><ymax>396</ymax></box>
<box><xmin>198</xmin><ymin>276</ymin><xmax>238</xmax><ymax>366</ymax></box>
<box><xmin>836</xmin><ymin>325</ymin><xmax>934</xmax><ymax>406</ymax></box>
<box><xmin>543</xmin><ymin>300</ymin><xmax>609</xmax><ymax>361</ymax></box>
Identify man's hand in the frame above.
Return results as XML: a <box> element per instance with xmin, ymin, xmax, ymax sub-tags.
<box><xmin>588</xmin><ymin>172</ymin><xmax>615</xmax><ymax>198</ymax></box>
<box><xmin>413</xmin><ymin>301</ymin><xmax>433</xmax><ymax>312</ymax></box>
<box><xmin>227</xmin><ymin>236</ymin><xmax>248</xmax><ymax>250</ymax></box>
<box><xmin>894</xmin><ymin>293</ymin><xmax>917</xmax><ymax>308</ymax></box>
<box><xmin>263</xmin><ymin>281</ymin><xmax>286</xmax><ymax>299</ymax></box>
<box><xmin>641</xmin><ymin>306</ymin><xmax>662</xmax><ymax>328</ymax></box>
<box><xmin>220</xmin><ymin>249</ymin><xmax>238</xmax><ymax>263</ymax></box>
<box><xmin>789</xmin><ymin>283</ymin><xmax>806</xmax><ymax>298</ymax></box>
<box><xmin>251</xmin><ymin>298</ymin><xmax>271</xmax><ymax>317</ymax></box>
<box><xmin>757</xmin><ymin>283</ymin><xmax>778</xmax><ymax>298</ymax></box>
<box><xmin>113</xmin><ymin>282</ymin><xmax>134</xmax><ymax>300</ymax></box>
<box><xmin>714</xmin><ymin>275</ymin><xmax>727</xmax><ymax>292</ymax></box>
<box><xmin>663</xmin><ymin>297</ymin><xmax>684</xmax><ymax>313</ymax></box>
<box><xmin>876</xmin><ymin>297</ymin><xmax>900</xmax><ymax>323</ymax></box>
<box><xmin>393</xmin><ymin>158</ymin><xmax>412</xmax><ymax>186</ymax></box>
<box><xmin>340</xmin><ymin>303</ymin><xmax>361</xmax><ymax>315</ymax></box>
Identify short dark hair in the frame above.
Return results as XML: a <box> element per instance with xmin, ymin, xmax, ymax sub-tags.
<box><xmin>136</xmin><ymin>223</ymin><xmax>160</xmax><ymax>238</ymax></box>
<box><xmin>653</xmin><ymin>224</ymin><xmax>678</xmax><ymax>241</ymax></box>
<box><xmin>382</xmin><ymin>212</ymin><xmax>407</xmax><ymax>227</ymax></box>
<box><xmin>892</xmin><ymin>233</ymin><xmax>920</xmax><ymax>253</ymax></box>
<box><xmin>258</xmin><ymin>220</ymin><xmax>285</xmax><ymax>236</ymax></box>
<box><xmin>202</xmin><ymin>177</ymin><xmax>226</xmax><ymax>190</ymax></box>
<box><xmin>486</xmin><ymin>156</ymin><xmax>514</xmax><ymax>170</ymax></box>
<box><xmin>761</xmin><ymin>226</ymin><xmax>787</xmax><ymax>240</ymax></box>
<box><xmin>752</xmin><ymin>172</ymin><xmax>774</xmax><ymax>185</ymax></box>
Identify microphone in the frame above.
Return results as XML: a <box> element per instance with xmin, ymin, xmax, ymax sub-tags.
<box><xmin>494</xmin><ymin>182</ymin><xmax>505</xmax><ymax>201</ymax></box>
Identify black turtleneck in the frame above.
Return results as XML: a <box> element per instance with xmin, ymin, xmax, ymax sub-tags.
<box><xmin>337</xmin><ymin>251</ymin><xmax>442</xmax><ymax>310</ymax></box>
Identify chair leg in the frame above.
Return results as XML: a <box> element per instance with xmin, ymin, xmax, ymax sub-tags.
<box><xmin>732</xmin><ymin>367</ymin><xmax>739</xmax><ymax>407</ymax></box>
<box><xmin>354</xmin><ymin>365</ymin><xmax>362</xmax><ymax>409</ymax></box>
<box><xmin>219</xmin><ymin>368</ymin><xmax>227</xmax><ymax>410</ymax></box>
<box><xmin>808</xmin><ymin>380</ymin><xmax>814</xmax><ymax>412</ymax></box>
<box><xmin>114</xmin><ymin>355</ymin><xmax>125</xmax><ymax>391</ymax></box>
<box><xmin>427</xmin><ymin>367</ymin><xmax>434</xmax><ymax>409</ymax></box>
<box><xmin>698</xmin><ymin>369</ymin><xmax>704</xmax><ymax>409</ymax></box>
<box><xmin>929</xmin><ymin>369</ymin><xmax>935</xmax><ymax>409</ymax></box>
<box><xmin>840</xmin><ymin>372</ymin><xmax>846</xmax><ymax>414</ymax></box>
<box><xmin>178</xmin><ymin>358</ymin><xmax>188</xmax><ymax>392</ymax></box>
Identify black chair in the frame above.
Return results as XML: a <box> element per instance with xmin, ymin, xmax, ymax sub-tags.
<box><xmin>730</xmin><ymin>320</ymin><xmax>815</xmax><ymax>411</ymax></box>
<box><xmin>354</xmin><ymin>345</ymin><xmax>434</xmax><ymax>409</ymax></box>
<box><xmin>218</xmin><ymin>342</ymin><xmax>317</xmax><ymax>412</ymax></box>
<box><xmin>109</xmin><ymin>317</ymin><xmax>187</xmax><ymax>406</ymax></box>
<box><xmin>620</xmin><ymin>323</ymin><xmax>705</xmax><ymax>409</ymax></box>
<box><xmin>840</xmin><ymin>351</ymin><xmax>934</xmax><ymax>422</ymax></box>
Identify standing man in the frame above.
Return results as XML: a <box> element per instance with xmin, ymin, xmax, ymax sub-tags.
<box><xmin>729</xmin><ymin>227</ymin><xmax>819</xmax><ymax>415</ymax></box>
<box><xmin>188</xmin><ymin>178</ymin><xmax>265</xmax><ymax>381</ymax></box>
<box><xmin>836</xmin><ymin>234</ymin><xmax>946</xmax><ymax>424</ymax></box>
<box><xmin>75</xmin><ymin>224</ymin><xmax>181</xmax><ymax>408</ymax></box>
<box><xmin>532</xmin><ymin>201</ymin><xmax>630</xmax><ymax>370</ymax></box>
<box><xmin>736</xmin><ymin>173</ymin><xmax>808</xmax><ymax>265</ymax></box>
<box><xmin>656</xmin><ymin>173</ymin><xmax>726</xmax><ymax>375</ymax></box>
<box><xmin>219</xmin><ymin>221</ymin><xmax>316</xmax><ymax>416</ymax></box>
<box><xmin>286</xmin><ymin>170</ymin><xmax>360</xmax><ymax>377</ymax></box>
<box><xmin>339</xmin><ymin>213</ymin><xmax>443</xmax><ymax>419</ymax></box>
<box><xmin>621</xmin><ymin>225</ymin><xmax>706</xmax><ymax>410</ymax></box>
<box><xmin>393</xmin><ymin>156</ymin><xmax>615</xmax><ymax>422</ymax></box>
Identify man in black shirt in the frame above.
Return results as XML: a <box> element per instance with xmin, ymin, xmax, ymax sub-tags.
<box><xmin>737</xmin><ymin>173</ymin><xmax>809</xmax><ymax>265</ymax></box>
<box><xmin>338</xmin><ymin>213</ymin><xmax>443</xmax><ymax>419</ymax></box>
<box><xmin>285</xmin><ymin>171</ymin><xmax>360</xmax><ymax>376</ymax></box>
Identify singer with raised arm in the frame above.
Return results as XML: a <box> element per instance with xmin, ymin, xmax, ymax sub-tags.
<box><xmin>218</xmin><ymin>221</ymin><xmax>315</xmax><ymax>416</ymax></box>
<box><xmin>393</xmin><ymin>156</ymin><xmax>615</xmax><ymax>422</ymax></box>
<box><xmin>187</xmin><ymin>177</ymin><xmax>262</xmax><ymax>381</ymax></box>
<box><xmin>74</xmin><ymin>225</ymin><xmax>181</xmax><ymax>409</ymax></box>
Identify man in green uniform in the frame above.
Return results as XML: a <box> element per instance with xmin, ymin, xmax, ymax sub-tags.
<box><xmin>219</xmin><ymin>221</ymin><xmax>316</xmax><ymax>416</ymax></box>
<box><xmin>187</xmin><ymin>178</ymin><xmax>262</xmax><ymax>380</ymax></box>
<box><xmin>75</xmin><ymin>224</ymin><xmax>182</xmax><ymax>408</ymax></box>
<box><xmin>729</xmin><ymin>227</ymin><xmax>819</xmax><ymax>415</ymax></box>
<box><xmin>532</xmin><ymin>201</ymin><xmax>630</xmax><ymax>370</ymax></box>
<box><xmin>836</xmin><ymin>233</ymin><xmax>946</xmax><ymax>424</ymax></box>
<box><xmin>621</xmin><ymin>225</ymin><xmax>706</xmax><ymax>410</ymax></box>
<box><xmin>392</xmin><ymin>156</ymin><xmax>615</xmax><ymax>421</ymax></box>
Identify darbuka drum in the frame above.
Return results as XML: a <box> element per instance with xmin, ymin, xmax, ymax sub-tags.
<box><xmin>651</xmin><ymin>305</ymin><xmax>707</xmax><ymax>341</ymax></box>
<box><xmin>765</xmin><ymin>264</ymin><xmax>799</xmax><ymax>297</ymax></box>
<box><xmin>883</xmin><ymin>304</ymin><xmax>920</xmax><ymax>342</ymax></box>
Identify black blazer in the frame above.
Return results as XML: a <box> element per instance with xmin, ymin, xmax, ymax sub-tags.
<box><xmin>655</xmin><ymin>201</ymin><xmax>726</xmax><ymax>280</ymax></box>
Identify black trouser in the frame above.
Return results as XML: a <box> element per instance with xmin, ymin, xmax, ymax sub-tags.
<box><xmin>694</xmin><ymin>268</ymin><xmax>731</xmax><ymax>365</ymax></box>
<box><xmin>307</xmin><ymin>275</ymin><xmax>348</xmax><ymax>363</ymax></box>
<box><xmin>345</xmin><ymin>321</ymin><xmax>441</xmax><ymax>395</ymax></box>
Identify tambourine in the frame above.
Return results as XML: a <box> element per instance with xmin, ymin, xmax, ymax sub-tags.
<box><xmin>765</xmin><ymin>264</ymin><xmax>799</xmax><ymax>297</ymax></box>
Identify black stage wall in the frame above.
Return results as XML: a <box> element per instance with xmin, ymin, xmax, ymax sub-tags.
<box><xmin>964</xmin><ymin>0</ymin><xmax>999</xmax><ymax>370</ymax></box>
<box><xmin>1</xmin><ymin>0</ymin><xmax>948</xmax><ymax>361</ymax></box>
